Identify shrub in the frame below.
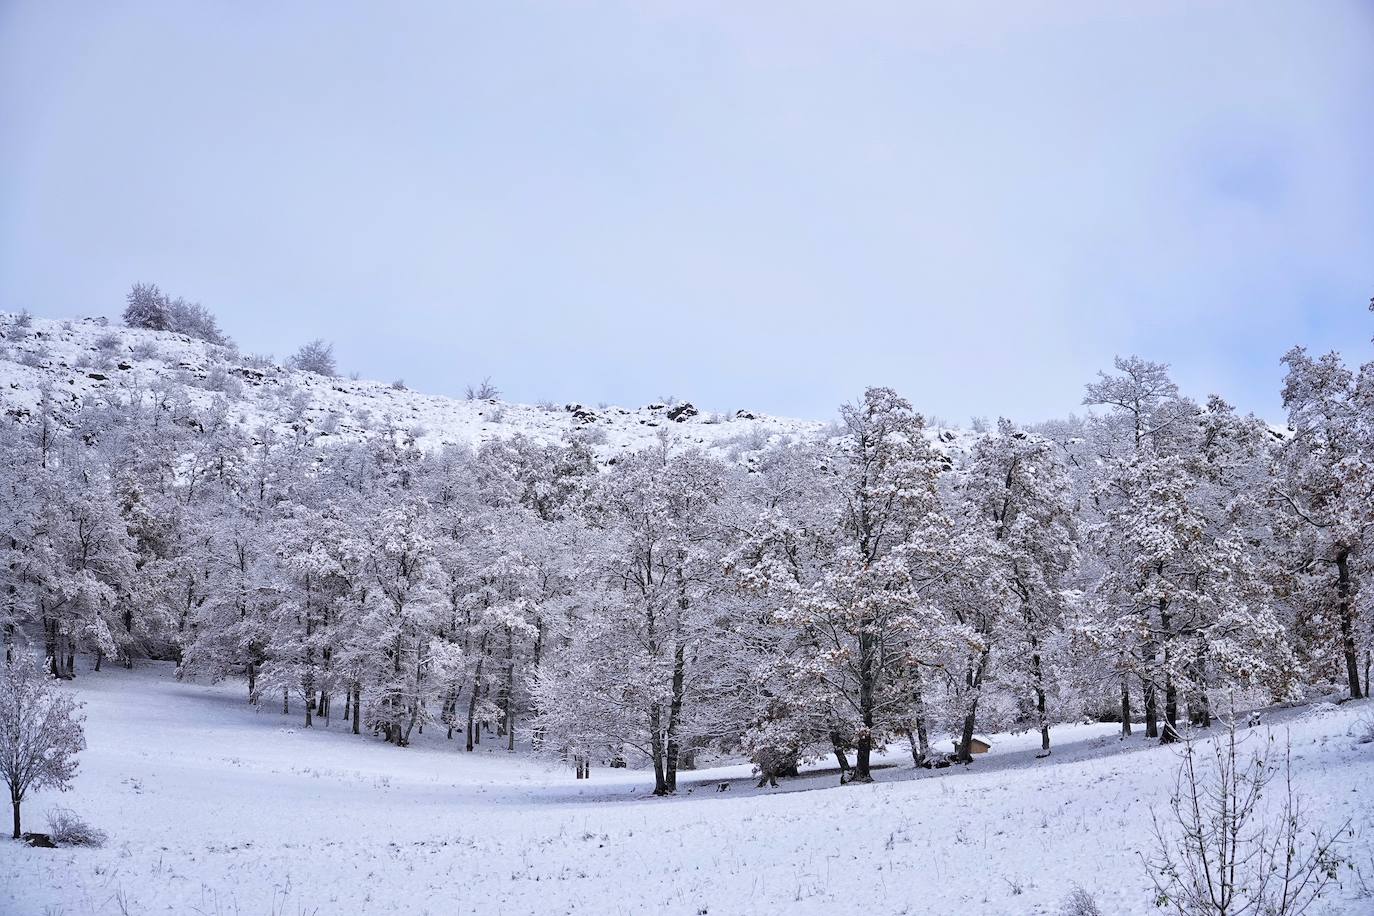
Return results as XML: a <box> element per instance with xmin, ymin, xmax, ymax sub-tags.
<box><xmin>289</xmin><ymin>339</ymin><xmax>336</xmax><ymax>376</ymax></box>
<box><xmin>391</xmin><ymin>379</ymin><xmax>406</xmax><ymax>390</ymax></box>
<box><xmin>124</xmin><ymin>282</ymin><xmax>171</xmax><ymax>330</ymax></box>
<box><xmin>130</xmin><ymin>339</ymin><xmax>161</xmax><ymax>361</ymax></box>
<box><xmin>1353</xmin><ymin>710</ymin><xmax>1374</xmax><ymax>746</ymax></box>
<box><xmin>203</xmin><ymin>364</ymin><xmax>243</xmax><ymax>397</ymax></box>
<box><xmin>1145</xmin><ymin>724</ymin><xmax>1347</xmax><ymax>916</ymax></box>
<box><xmin>94</xmin><ymin>331</ymin><xmax>121</xmax><ymax>353</ymax></box>
<box><xmin>465</xmin><ymin>376</ymin><xmax>499</xmax><ymax>400</ymax></box>
<box><xmin>1059</xmin><ymin>886</ymin><xmax>1101</xmax><ymax>916</ymax></box>
<box><xmin>46</xmin><ymin>806</ymin><xmax>106</xmax><ymax>847</ymax></box>
<box><xmin>166</xmin><ymin>297</ymin><xmax>230</xmax><ymax>346</ymax></box>
<box><xmin>123</xmin><ymin>284</ymin><xmax>232</xmax><ymax>346</ymax></box>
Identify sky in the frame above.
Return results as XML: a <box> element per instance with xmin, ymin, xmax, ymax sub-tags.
<box><xmin>2</xmin><ymin>2</ymin><xmax>1372</xmax><ymax>425</ymax></box>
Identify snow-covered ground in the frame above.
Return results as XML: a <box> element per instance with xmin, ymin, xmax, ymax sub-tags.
<box><xmin>5</xmin><ymin>663</ymin><xmax>1371</xmax><ymax>916</ymax></box>
<box><xmin>0</xmin><ymin>314</ymin><xmax>829</xmax><ymax>459</ymax></box>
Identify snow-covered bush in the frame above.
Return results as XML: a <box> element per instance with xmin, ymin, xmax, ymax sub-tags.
<box><xmin>123</xmin><ymin>283</ymin><xmax>231</xmax><ymax>345</ymax></box>
<box><xmin>465</xmin><ymin>376</ymin><xmax>499</xmax><ymax>400</ymax></box>
<box><xmin>46</xmin><ymin>806</ymin><xmax>106</xmax><ymax>847</ymax></box>
<box><xmin>318</xmin><ymin>411</ymin><xmax>341</xmax><ymax>435</ymax></box>
<box><xmin>124</xmin><ymin>282</ymin><xmax>172</xmax><ymax>330</ymax></box>
<box><xmin>578</xmin><ymin>425</ymin><xmax>608</xmax><ymax>445</ymax></box>
<box><xmin>166</xmin><ymin>298</ymin><xmax>230</xmax><ymax>346</ymax></box>
<box><xmin>203</xmin><ymin>364</ymin><xmax>243</xmax><ymax>398</ymax></box>
<box><xmin>1058</xmin><ymin>886</ymin><xmax>1101</xmax><ymax>916</ymax></box>
<box><xmin>130</xmin><ymin>339</ymin><xmax>161</xmax><ymax>361</ymax></box>
<box><xmin>19</xmin><ymin>346</ymin><xmax>49</xmax><ymax>368</ymax></box>
<box><xmin>94</xmin><ymin>331</ymin><xmax>121</xmax><ymax>353</ymax></box>
<box><xmin>1353</xmin><ymin>710</ymin><xmax>1374</xmax><ymax>745</ymax></box>
<box><xmin>289</xmin><ymin>339</ymin><xmax>336</xmax><ymax>376</ymax></box>
<box><xmin>1146</xmin><ymin>725</ymin><xmax>1347</xmax><ymax>915</ymax></box>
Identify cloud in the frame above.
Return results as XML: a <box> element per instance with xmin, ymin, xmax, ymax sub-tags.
<box><xmin>1</xmin><ymin>1</ymin><xmax>1371</xmax><ymax>423</ymax></box>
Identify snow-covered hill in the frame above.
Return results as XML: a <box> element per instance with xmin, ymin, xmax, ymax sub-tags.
<box><xmin>0</xmin><ymin>314</ymin><xmax>830</xmax><ymax>459</ymax></box>
<box><xmin>4</xmin><ymin>661</ymin><xmax>1371</xmax><ymax>916</ymax></box>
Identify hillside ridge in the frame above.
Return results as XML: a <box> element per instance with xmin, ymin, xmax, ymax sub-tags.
<box><xmin>0</xmin><ymin>313</ymin><xmax>831</xmax><ymax>459</ymax></box>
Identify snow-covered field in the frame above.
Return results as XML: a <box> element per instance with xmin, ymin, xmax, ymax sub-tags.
<box><xmin>5</xmin><ymin>663</ymin><xmax>1371</xmax><ymax>916</ymax></box>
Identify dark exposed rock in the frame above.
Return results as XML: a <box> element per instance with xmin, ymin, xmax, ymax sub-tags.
<box><xmin>86</xmin><ymin>373</ymin><xmax>107</xmax><ymax>381</ymax></box>
<box><xmin>565</xmin><ymin>403</ymin><xmax>598</xmax><ymax>423</ymax></box>
<box><xmin>666</xmin><ymin>403</ymin><xmax>698</xmax><ymax>422</ymax></box>
<box><xmin>22</xmin><ymin>832</ymin><xmax>56</xmax><ymax>848</ymax></box>
<box><xmin>735</xmin><ymin>410</ymin><xmax>758</xmax><ymax>420</ymax></box>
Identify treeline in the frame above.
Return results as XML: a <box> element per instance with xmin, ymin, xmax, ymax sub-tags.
<box><xmin>0</xmin><ymin>310</ymin><xmax>1370</xmax><ymax>793</ymax></box>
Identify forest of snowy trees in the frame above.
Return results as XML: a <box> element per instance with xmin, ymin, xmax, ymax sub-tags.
<box><xmin>1</xmin><ymin>305</ymin><xmax>1370</xmax><ymax>796</ymax></box>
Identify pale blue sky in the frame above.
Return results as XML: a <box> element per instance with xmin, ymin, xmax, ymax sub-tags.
<box><xmin>2</xmin><ymin>2</ymin><xmax>1372</xmax><ymax>423</ymax></box>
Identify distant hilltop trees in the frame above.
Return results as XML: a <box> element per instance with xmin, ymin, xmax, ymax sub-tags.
<box><xmin>123</xmin><ymin>282</ymin><xmax>340</xmax><ymax>378</ymax></box>
<box><xmin>123</xmin><ymin>282</ymin><xmax>232</xmax><ymax>348</ymax></box>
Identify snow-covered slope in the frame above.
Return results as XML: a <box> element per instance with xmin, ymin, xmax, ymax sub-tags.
<box><xmin>0</xmin><ymin>314</ymin><xmax>829</xmax><ymax>458</ymax></box>
<box><xmin>4</xmin><ymin>662</ymin><xmax>1371</xmax><ymax>916</ymax></box>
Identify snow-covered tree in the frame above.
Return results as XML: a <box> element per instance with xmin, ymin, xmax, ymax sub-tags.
<box><xmin>729</xmin><ymin>389</ymin><xmax>957</xmax><ymax>782</ymax></box>
<box><xmin>122</xmin><ymin>282</ymin><xmax>171</xmax><ymax>331</ymax></box>
<box><xmin>1274</xmin><ymin>343</ymin><xmax>1373</xmax><ymax>698</ymax></box>
<box><xmin>1</xmin><ymin>654</ymin><xmax>85</xmax><ymax>838</ymax></box>
<box><xmin>535</xmin><ymin>442</ymin><xmax>731</xmax><ymax>794</ymax></box>
<box><xmin>957</xmin><ymin>419</ymin><xmax>1078</xmax><ymax>756</ymax></box>
<box><xmin>289</xmin><ymin>339</ymin><xmax>337</xmax><ymax>377</ymax></box>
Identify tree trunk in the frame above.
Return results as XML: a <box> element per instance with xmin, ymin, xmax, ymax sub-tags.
<box><xmin>1160</xmin><ymin>600</ymin><xmax>1178</xmax><ymax>743</ymax></box>
<box><xmin>1336</xmin><ymin>548</ymin><xmax>1362</xmax><ymax>699</ymax></box>
<box><xmin>1142</xmin><ymin>667</ymin><xmax>1158</xmax><ymax>739</ymax></box>
<box><xmin>1120</xmin><ymin>674</ymin><xmax>1132</xmax><ymax>737</ymax></box>
<box><xmin>351</xmin><ymin>684</ymin><xmax>361</xmax><ymax>735</ymax></box>
<box><xmin>43</xmin><ymin>611</ymin><xmax>58</xmax><ymax>678</ymax></box>
<box><xmin>851</xmin><ymin>631</ymin><xmax>876</xmax><ymax>784</ymax></box>
<box><xmin>829</xmin><ymin>728</ymin><xmax>851</xmax><ymax>773</ymax></box>
<box><xmin>910</xmin><ymin>672</ymin><xmax>932</xmax><ymax>765</ymax></box>
<box><xmin>465</xmin><ymin>654</ymin><xmax>485</xmax><ymax>752</ymax></box>
<box><xmin>532</xmin><ymin>620</ymin><xmax>545</xmax><ymax>750</ymax></box>
<box><xmin>498</xmin><ymin>628</ymin><xmax>515</xmax><ymax>740</ymax></box>
<box><xmin>650</xmin><ymin>701</ymin><xmax>668</xmax><ymax>795</ymax></box>
<box><xmin>663</xmin><ymin>640</ymin><xmax>687</xmax><ymax>794</ymax></box>
<box><xmin>854</xmin><ymin>733</ymin><xmax>872</xmax><ymax>782</ymax></box>
<box><xmin>10</xmin><ymin>794</ymin><xmax>19</xmax><ymax>840</ymax></box>
<box><xmin>465</xmin><ymin>686</ymin><xmax>479</xmax><ymax>752</ymax></box>
<box><xmin>955</xmin><ymin>649</ymin><xmax>990</xmax><ymax>763</ymax></box>
<box><xmin>1030</xmin><ymin>645</ymin><xmax>1049</xmax><ymax>754</ymax></box>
